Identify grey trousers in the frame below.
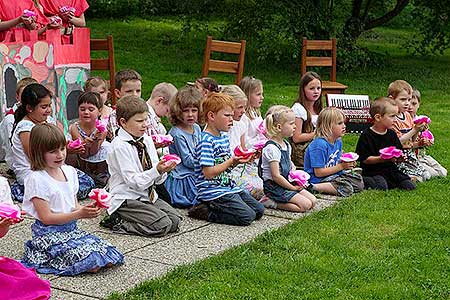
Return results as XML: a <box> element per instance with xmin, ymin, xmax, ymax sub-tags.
<box><xmin>115</xmin><ymin>198</ymin><xmax>181</xmax><ymax>237</ymax></box>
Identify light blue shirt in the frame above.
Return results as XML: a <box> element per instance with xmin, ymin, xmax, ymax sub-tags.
<box><xmin>168</xmin><ymin>124</ymin><xmax>201</xmax><ymax>179</ymax></box>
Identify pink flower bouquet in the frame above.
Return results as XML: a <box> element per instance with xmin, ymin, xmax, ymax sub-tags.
<box><xmin>413</xmin><ymin>115</ymin><xmax>431</xmax><ymax>125</ymax></box>
<box><xmin>49</xmin><ymin>15</ymin><xmax>62</xmax><ymax>25</ymax></box>
<box><xmin>379</xmin><ymin>146</ymin><xmax>403</xmax><ymax>160</ymax></box>
<box><xmin>95</xmin><ymin>119</ymin><xmax>107</xmax><ymax>133</ymax></box>
<box><xmin>60</xmin><ymin>6</ymin><xmax>76</xmax><ymax>13</ymax></box>
<box><xmin>162</xmin><ymin>154</ymin><xmax>181</xmax><ymax>165</ymax></box>
<box><xmin>0</xmin><ymin>203</ymin><xmax>22</xmax><ymax>221</ymax></box>
<box><xmin>340</xmin><ymin>152</ymin><xmax>359</xmax><ymax>162</ymax></box>
<box><xmin>88</xmin><ymin>188</ymin><xmax>111</xmax><ymax>209</ymax></box>
<box><xmin>257</xmin><ymin>121</ymin><xmax>267</xmax><ymax>137</ymax></box>
<box><xmin>234</xmin><ymin>146</ymin><xmax>256</xmax><ymax>159</ymax></box>
<box><xmin>421</xmin><ymin>129</ymin><xmax>434</xmax><ymax>143</ymax></box>
<box><xmin>252</xmin><ymin>139</ymin><xmax>268</xmax><ymax>151</ymax></box>
<box><xmin>289</xmin><ymin>170</ymin><xmax>310</xmax><ymax>187</ymax></box>
<box><xmin>23</xmin><ymin>9</ymin><xmax>37</xmax><ymax>17</ymax></box>
<box><xmin>151</xmin><ymin>134</ymin><xmax>173</xmax><ymax>146</ymax></box>
<box><xmin>67</xmin><ymin>138</ymin><xmax>83</xmax><ymax>149</ymax></box>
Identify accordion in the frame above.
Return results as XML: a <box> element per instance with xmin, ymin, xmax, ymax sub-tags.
<box><xmin>326</xmin><ymin>94</ymin><xmax>372</xmax><ymax>133</ymax></box>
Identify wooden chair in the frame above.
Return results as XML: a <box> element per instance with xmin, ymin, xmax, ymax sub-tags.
<box><xmin>301</xmin><ymin>37</ymin><xmax>347</xmax><ymax>96</ymax></box>
<box><xmin>202</xmin><ymin>36</ymin><xmax>246</xmax><ymax>85</ymax></box>
<box><xmin>90</xmin><ymin>35</ymin><xmax>116</xmax><ymax>104</ymax></box>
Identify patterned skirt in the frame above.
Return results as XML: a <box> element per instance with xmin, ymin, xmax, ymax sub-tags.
<box><xmin>22</xmin><ymin>220</ymin><xmax>124</xmax><ymax>276</ymax></box>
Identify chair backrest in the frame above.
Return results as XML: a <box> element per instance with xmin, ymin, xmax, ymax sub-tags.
<box><xmin>301</xmin><ymin>37</ymin><xmax>337</xmax><ymax>82</ymax></box>
<box><xmin>202</xmin><ymin>36</ymin><xmax>246</xmax><ymax>85</ymax></box>
<box><xmin>326</xmin><ymin>94</ymin><xmax>372</xmax><ymax>133</ymax></box>
<box><xmin>90</xmin><ymin>35</ymin><xmax>116</xmax><ymax>104</ymax></box>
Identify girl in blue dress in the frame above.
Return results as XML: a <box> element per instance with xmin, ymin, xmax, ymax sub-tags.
<box><xmin>165</xmin><ymin>85</ymin><xmax>202</xmax><ymax>207</ymax></box>
<box><xmin>22</xmin><ymin>123</ymin><xmax>123</xmax><ymax>275</ymax></box>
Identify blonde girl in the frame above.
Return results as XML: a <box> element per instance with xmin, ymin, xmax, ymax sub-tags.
<box><xmin>21</xmin><ymin>123</ymin><xmax>123</xmax><ymax>275</ymax></box>
<box><xmin>239</xmin><ymin>76</ymin><xmax>266</xmax><ymax>148</ymax></box>
<box><xmin>68</xmin><ymin>91</ymin><xmax>110</xmax><ymax>186</ymax></box>
<box><xmin>223</xmin><ymin>85</ymin><xmax>264</xmax><ymax>200</ymax></box>
<box><xmin>165</xmin><ymin>85</ymin><xmax>202</xmax><ymax>208</ymax></box>
<box><xmin>84</xmin><ymin>76</ymin><xmax>113</xmax><ymax>120</ymax></box>
<box><xmin>290</xmin><ymin>71</ymin><xmax>323</xmax><ymax>168</ymax></box>
<box><xmin>304</xmin><ymin>107</ymin><xmax>364</xmax><ymax>197</ymax></box>
<box><xmin>259</xmin><ymin>105</ymin><xmax>316</xmax><ymax>212</ymax></box>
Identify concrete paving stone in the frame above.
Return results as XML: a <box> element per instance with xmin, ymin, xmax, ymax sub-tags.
<box><xmin>50</xmin><ymin>256</ymin><xmax>173</xmax><ymax>299</ymax></box>
<box><xmin>0</xmin><ymin>226</ymin><xmax>31</xmax><ymax>259</ymax></box>
<box><xmin>263</xmin><ymin>209</ymin><xmax>308</xmax><ymax>220</ymax></box>
<box><xmin>316</xmin><ymin>194</ymin><xmax>339</xmax><ymax>201</ymax></box>
<box><xmin>51</xmin><ymin>288</ymin><xmax>100</xmax><ymax>300</ymax></box>
<box><xmin>129</xmin><ymin>215</ymin><xmax>290</xmax><ymax>266</ymax></box>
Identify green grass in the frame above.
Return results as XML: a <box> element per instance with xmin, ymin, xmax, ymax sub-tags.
<box><xmin>86</xmin><ymin>18</ymin><xmax>450</xmax><ymax>299</ymax></box>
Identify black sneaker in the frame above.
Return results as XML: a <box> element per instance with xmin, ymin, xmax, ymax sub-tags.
<box><xmin>188</xmin><ymin>203</ymin><xmax>209</xmax><ymax>220</ymax></box>
<box><xmin>100</xmin><ymin>212</ymin><xmax>122</xmax><ymax>229</ymax></box>
<box><xmin>305</xmin><ymin>184</ymin><xmax>318</xmax><ymax>194</ymax></box>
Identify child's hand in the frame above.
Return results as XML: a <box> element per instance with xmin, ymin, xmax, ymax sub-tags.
<box><xmin>78</xmin><ymin>204</ymin><xmax>102</xmax><ymax>219</ymax></box>
<box><xmin>156</xmin><ymin>160</ymin><xmax>177</xmax><ymax>173</ymax></box>
<box><xmin>66</xmin><ymin>141</ymin><xmax>86</xmax><ymax>154</ymax></box>
<box><xmin>0</xmin><ymin>217</ymin><xmax>14</xmax><ymax>238</ymax></box>
<box><xmin>60</xmin><ymin>10</ymin><xmax>74</xmax><ymax>21</ymax></box>
<box><xmin>389</xmin><ymin>155</ymin><xmax>405</xmax><ymax>163</ymax></box>
<box><xmin>340</xmin><ymin>161</ymin><xmax>355</xmax><ymax>170</ymax></box>
<box><xmin>413</xmin><ymin>122</ymin><xmax>426</xmax><ymax>133</ymax></box>
<box><xmin>232</xmin><ymin>155</ymin><xmax>253</xmax><ymax>165</ymax></box>
<box><xmin>153</xmin><ymin>141</ymin><xmax>166</xmax><ymax>149</ymax></box>
<box><xmin>420</xmin><ymin>137</ymin><xmax>434</xmax><ymax>147</ymax></box>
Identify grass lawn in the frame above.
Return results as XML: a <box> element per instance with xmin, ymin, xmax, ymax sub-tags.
<box><xmin>88</xmin><ymin>18</ymin><xmax>450</xmax><ymax>299</ymax></box>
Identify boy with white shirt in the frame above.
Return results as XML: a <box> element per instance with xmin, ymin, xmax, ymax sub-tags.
<box><xmin>102</xmin><ymin>95</ymin><xmax>181</xmax><ymax>237</ymax></box>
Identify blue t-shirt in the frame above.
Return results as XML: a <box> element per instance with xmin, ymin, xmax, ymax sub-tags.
<box><xmin>304</xmin><ymin>137</ymin><xmax>343</xmax><ymax>183</ymax></box>
<box><xmin>194</xmin><ymin>131</ymin><xmax>241</xmax><ymax>201</ymax></box>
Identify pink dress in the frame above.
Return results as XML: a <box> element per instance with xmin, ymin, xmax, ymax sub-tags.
<box><xmin>0</xmin><ymin>256</ymin><xmax>51</xmax><ymax>300</ymax></box>
<box><xmin>0</xmin><ymin>0</ymin><xmax>48</xmax><ymax>42</ymax></box>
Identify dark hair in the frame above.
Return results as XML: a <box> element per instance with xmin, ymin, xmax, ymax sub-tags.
<box><xmin>295</xmin><ymin>71</ymin><xmax>323</xmax><ymax>133</ymax></box>
<box><xmin>369</xmin><ymin>97</ymin><xmax>397</xmax><ymax>118</ymax></box>
<box><xmin>78</xmin><ymin>91</ymin><xmax>101</xmax><ymax>109</ymax></box>
<box><xmin>29</xmin><ymin>123</ymin><xmax>66</xmax><ymax>170</ymax></box>
<box><xmin>14</xmin><ymin>83</ymin><xmax>52</xmax><ymax>126</ymax></box>
<box><xmin>115</xmin><ymin>69</ymin><xmax>142</xmax><ymax>90</ymax></box>
<box><xmin>196</xmin><ymin>77</ymin><xmax>220</xmax><ymax>93</ymax></box>
<box><xmin>116</xmin><ymin>95</ymin><xmax>148</xmax><ymax>124</ymax></box>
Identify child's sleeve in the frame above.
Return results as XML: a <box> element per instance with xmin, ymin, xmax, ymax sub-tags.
<box><xmin>307</xmin><ymin>140</ymin><xmax>329</xmax><ymax>168</ymax></box>
<box><xmin>172</xmin><ymin>134</ymin><xmax>196</xmax><ymax>169</ymax></box>
<box><xmin>24</xmin><ymin>173</ymin><xmax>50</xmax><ymax>202</ymax></box>
<box><xmin>198</xmin><ymin>139</ymin><xmax>215</xmax><ymax>167</ymax></box>
<box><xmin>262</xmin><ymin>144</ymin><xmax>282</xmax><ymax>163</ymax></box>
<box><xmin>0</xmin><ymin>177</ymin><xmax>13</xmax><ymax>205</ymax></box>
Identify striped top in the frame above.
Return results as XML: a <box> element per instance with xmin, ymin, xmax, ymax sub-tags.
<box><xmin>195</xmin><ymin>131</ymin><xmax>241</xmax><ymax>201</ymax></box>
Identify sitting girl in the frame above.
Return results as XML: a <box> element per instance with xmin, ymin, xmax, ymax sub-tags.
<box><xmin>290</xmin><ymin>71</ymin><xmax>323</xmax><ymax>168</ymax></box>
<box><xmin>84</xmin><ymin>76</ymin><xmax>113</xmax><ymax>120</ymax></box>
<box><xmin>7</xmin><ymin>83</ymin><xmax>94</xmax><ymax>201</ymax></box>
<box><xmin>259</xmin><ymin>105</ymin><xmax>316</xmax><ymax>212</ymax></box>
<box><xmin>0</xmin><ymin>175</ymin><xmax>51</xmax><ymax>299</ymax></box>
<box><xmin>304</xmin><ymin>107</ymin><xmax>364</xmax><ymax>197</ymax></box>
<box><xmin>68</xmin><ymin>91</ymin><xmax>110</xmax><ymax>186</ymax></box>
<box><xmin>165</xmin><ymin>85</ymin><xmax>202</xmax><ymax>208</ymax></box>
<box><xmin>21</xmin><ymin>123</ymin><xmax>123</xmax><ymax>275</ymax></box>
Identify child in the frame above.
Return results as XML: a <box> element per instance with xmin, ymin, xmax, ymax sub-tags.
<box><xmin>0</xmin><ymin>77</ymin><xmax>37</xmax><ymax>164</ymax></box>
<box><xmin>7</xmin><ymin>83</ymin><xmax>94</xmax><ymax>201</ymax></box>
<box><xmin>21</xmin><ymin>123</ymin><xmax>123</xmax><ymax>275</ymax></box>
<box><xmin>355</xmin><ymin>97</ymin><xmax>416</xmax><ymax>190</ymax></box>
<box><xmin>239</xmin><ymin>76</ymin><xmax>266</xmax><ymax>149</ymax></box>
<box><xmin>165</xmin><ymin>85</ymin><xmax>202</xmax><ymax>208</ymax></box>
<box><xmin>68</xmin><ymin>91</ymin><xmax>110</xmax><ymax>186</ymax></box>
<box><xmin>39</xmin><ymin>0</ymin><xmax>88</xmax><ymax>36</ymax></box>
<box><xmin>84</xmin><ymin>76</ymin><xmax>113</xmax><ymax>120</ymax></box>
<box><xmin>0</xmin><ymin>175</ymin><xmax>52</xmax><ymax>299</ymax></box>
<box><xmin>222</xmin><ymin>84</ymin><xmax>264</xmax><ymax>200</ymax></box>
<box><xmin>259</xmin><ymin>105</ymin><xmax>316</xmax><ymax>211</ymax></box>
<box><xmin>407</xmin><ymin>89</ymin><xmax>447</xmax><ymax>177</ymax></box>
<box><xmin>189</xmin><ymin>92</ymin><xmax>264</xmax><ymax>226</ymax></box>
<box><xmin>107</xmin><ymin>69</ymin><xmax>143</xmax><ymax>138</ymax></box>
<box><xmin>192</xmin><ymin>77</ymin><xmax>220</xmax><ymax>100</ymax></box>
<box><xmin>145</xmin><ymin>82</ymin><xmax>177</xmax><ymax>138</ymax></box>
<box><xmin>304</xmin><ymin>107</ymin><xmax>364</xmax><ymax>197</ymax></box>
<box><xmin>103</xmin><ymin>95</ymin><xmax>181</xmax><ymax>237</ymax></box>
<box><xmin>388</xmin><ymin>80</ymin><xmax>430</xmax><ymax>182</ymax></box>
<box><xmin>290</xmin><ymin>71</ymin><xmax>323</xmax><ymax>168</ymax></box>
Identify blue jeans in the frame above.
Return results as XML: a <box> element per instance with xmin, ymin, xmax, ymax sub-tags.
<box><xmin>207</xmin><ymin>191</ymin><xmax>264</xmax><ymax>226</ymax></box>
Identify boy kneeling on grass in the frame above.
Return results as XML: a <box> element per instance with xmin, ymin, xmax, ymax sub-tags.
<box><xmin>188</xmin><ymin>93</ymin><xmax>264</xmax><ymax>226</ymax></box>
<box><xmin>101</xmin><ymin>95</ymin><xmax>181</xmax><ymax>237</ymax></box>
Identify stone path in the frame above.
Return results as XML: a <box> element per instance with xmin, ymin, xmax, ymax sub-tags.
<box><xmin>1</xmin><ymin>195</ymin><xmax>339</xmax><ymax>299</ymax></box>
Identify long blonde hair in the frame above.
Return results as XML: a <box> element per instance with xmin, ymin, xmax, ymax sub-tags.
<box><xmin>264</xmin><ymin>105</ymin><xmax>293</xmax><ymax>138</ymax></box>
<box><xmin>240</xmin><ymin>76</ymin><xmax>262</xmax><ymax>120</ymax></box>
<box><xmin>315</xmin><ymin>107</ymin><xmax>345</xmax><ymax>141</ymax></box>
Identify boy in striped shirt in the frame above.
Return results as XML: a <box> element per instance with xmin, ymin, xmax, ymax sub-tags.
<box><xmin>189</xmin><ymin>93</ymin><xmax>264</xmax><ymax>225</ymax></box>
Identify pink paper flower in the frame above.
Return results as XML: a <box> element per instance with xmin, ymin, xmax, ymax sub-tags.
<box><xmin>289</xmin><ymin>170</ymin><xmax>310</xmax><ymax>187</ymax></box>
<box><xmin>0</xmin><ymin>203</ymin><xmax>21</xmax><ymax>220</ymax></box>
<box><xmin>252</xmin><ymin>139</ymin><xmax>267</xmax><ymax>151</ymax></box>
<box><xmin>60</xmin><ymin>5</ymin><xmax>76</xmax><ymax>13</ymax></box>
<box><xmin>379</xmin><ymin>146</ymin><xmax>403</xmax><ymax>160</ymax></box>
<box><xmin>23</xmin><ymin>9</ymin><xmax>37</xmax><ymax>17</ymax></box>
<box><xmin>68</xmin><ymin>138</ymin><xmax>83</xmax><ymax>149</ymax></box>
<box><xmin>340</xmin><ymin>152</ymin><xmax>359</xmax><ymax>162</ymax></box>
<box><xmin>413</xmin><ymin>115</ymin><xmax>431</xmax><ymax>125</ymax></box>
<box><xmin>162</xmin><ymin>154</ymin><xmax>181</xmax><ymax>165</ymax></box>
<box><xmin>88</xmin><ymin>188</ymin><xmax>111</xmax><ymax>209</ymax></box>
<box><xmin>95</xmin><ymin>119</ymin><xmax>107</xmax><ymax>133</ymax></box>
<box><xmin>234</xmin><ymin>146</ymin><xmax>256</xmax><ymax>159</ymax></box>
<box><xmin>421</xmin><ymin>129</ymin><xmax>434</xmax><ymax>143</ymax></box>
<box><xmin>151</xmin><ymin>134</ymin><xmax>173</xmax><ymax>146</ymax></box>
<box><xmin>5</xmin><ymin>108</ymin><xmax>14</xmax><ymax>115</ymax></box>
<box><xmin>49</xmin><ymin>15</ymin><xmax>62</xmax><ymax>25</ymax></box>
<box><xmin>257</xmin><ymin>121</ymin><xmax>267</xmax><ymax>137</ymax></box>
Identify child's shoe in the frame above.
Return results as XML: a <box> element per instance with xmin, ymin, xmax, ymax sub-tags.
<box><xmin>259</xmin><ymin>196</ymin><xmax>277</xmax><ymax>209</ymax></box>
<box><xmin>188</xmin><ymin>203</ymin><xmax>209</xmax><ymax>220</ymax></box>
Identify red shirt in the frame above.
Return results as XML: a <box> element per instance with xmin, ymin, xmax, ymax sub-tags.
<box><xmin>40</xmin><ymin>0</ymin><xmax>89</xmax><ymax>26</ymax></box>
